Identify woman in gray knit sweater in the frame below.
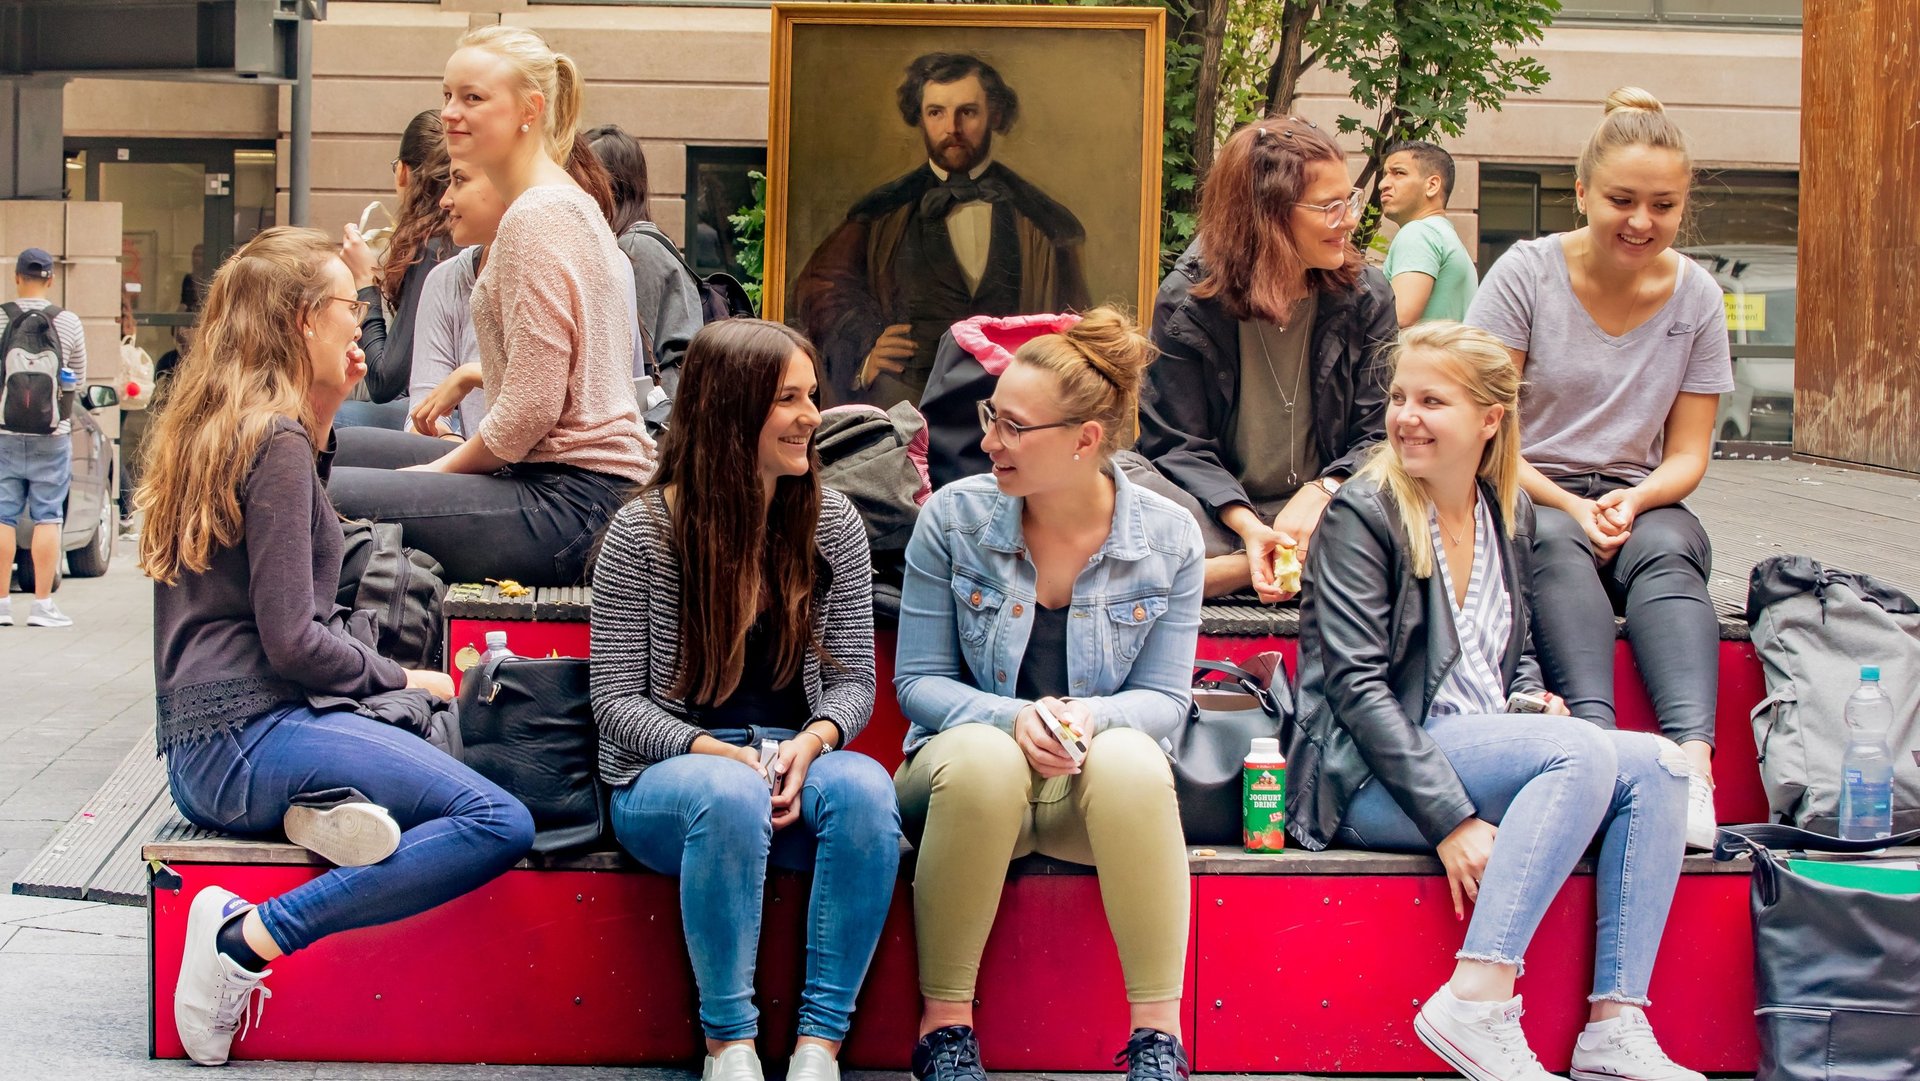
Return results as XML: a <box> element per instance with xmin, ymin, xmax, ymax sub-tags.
<box><xmin>590</xmin><ymin>320</ymin><xmax>900</xmax><ymax>1081</ymax></box>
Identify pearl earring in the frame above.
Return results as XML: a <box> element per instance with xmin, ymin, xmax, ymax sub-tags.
<box><xmin>520</xmin><ymin>123</ymin><xmax>530</xmax><ymax>133</ymax></box>
<box><xmin>1073</xmin><ymin>453</ymin><xmax>1081</xmax><ymax>461</ymax></box>
<box><xmin>305</xmin><ymin>330</ymin><xmax>313</xmax><ymax>337</ymax></box>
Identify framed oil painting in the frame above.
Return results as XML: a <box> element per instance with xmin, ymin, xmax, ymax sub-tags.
<box><xmin>764</xmin><ymin>3</ymin><xmax>1164</xmax><ymax>407</ymax></box>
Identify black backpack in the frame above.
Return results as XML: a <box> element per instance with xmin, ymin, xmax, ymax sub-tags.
<box><xmin>1</xmin><ymin>301</ymin><xmax>66</xmax><ymax>435</ymax></box>
<box><xmin>336</xmin><ymin>519</ymin><xmax>449</xmax><ymax>668</ymax></box>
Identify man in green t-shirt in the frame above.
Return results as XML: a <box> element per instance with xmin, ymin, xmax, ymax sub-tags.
<box><xmin>1379</xmin><ymin>140</ymin><xmax>1477</xmax><ymax>327</ymax></box>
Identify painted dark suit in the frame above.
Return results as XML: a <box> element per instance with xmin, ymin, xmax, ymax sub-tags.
<box><xmin>793</xmin><ymin>161</ymin><xmax>1091</xmax><ymax>406</ymax></box>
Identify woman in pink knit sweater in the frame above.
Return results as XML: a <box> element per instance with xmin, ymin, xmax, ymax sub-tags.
<box><xmin>329</xmin><ymin>26</ymin><xmax>654</xmax><ymax>585</ymax></box>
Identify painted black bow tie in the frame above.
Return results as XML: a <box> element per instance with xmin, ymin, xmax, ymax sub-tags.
<box><xmin>920</xmin><ymin>176</ymin><xmax>1011</xmax><ymax>218</ymax></box>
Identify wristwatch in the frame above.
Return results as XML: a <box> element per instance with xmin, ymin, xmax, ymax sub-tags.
<box><xmin>1314</xmin><ymin>476</ymin><xmax>1343</xmax><ymax>498</ymax></box>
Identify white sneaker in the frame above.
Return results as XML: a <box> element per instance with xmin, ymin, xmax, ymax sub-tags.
<box><xmin>788</xmin><ymin>1043</ymin><xmax>841</xmax><ymax>1081</ymax></box>
<box><xmin>1684</xmin><ymin>769</ymin><xmax>1715</xmax><ymax>851</ymax></box>
<box><xmin>1414</xmin><ymin>983</ymin><xmax>1560</xmax><ymax>1081</ymax></box>
<box><xmin>283</xmin><ymin>792</ymin><xmax>401</xmax><ymax>867</ymax></box>
<box><xmin>27</xmin><ymin>598</ymin><xmax>71</xmax><ymax>627</ymax></box>
<box><xmin>175</xmin><ymin>886</ymin><xmax>273</xmax><ymax>1066</ymax></box>
<box><xmin>0</xmin><ymin>598</ymin><xmax>11</xmax><ymax>626</ymax></box>
<box><xmin>702</xmin><ymin>1044</ymin><xmax>765</xmax><ymax>1081</ymax></box>
<box><xmin>1570</xmin><ymin>1006</ymin><xmax>1704</xmax><ymax>1081</ymax></box>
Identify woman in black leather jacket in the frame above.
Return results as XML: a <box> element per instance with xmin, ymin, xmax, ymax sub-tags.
<box><xmin>1288</xmin><ymin>323</ymin><xmax>1700</xmax><ymax>1081</ymax></box>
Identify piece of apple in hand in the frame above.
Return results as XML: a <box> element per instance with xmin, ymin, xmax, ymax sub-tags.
<box><xmin>1271</xmin><ymin>545</ymin><xmax>1303</xmax><ymax>595</ymax></box>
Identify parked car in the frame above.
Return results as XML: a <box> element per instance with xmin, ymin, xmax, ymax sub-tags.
<box><xmin>9</xmin><ymin>385</ymin><xmax>120</xmax><ymax>593</ymax></box>
<box><xmin>1681</xmin><ymin>244</ymin><xmax>1797</xmax><ymax>446</ymax></box>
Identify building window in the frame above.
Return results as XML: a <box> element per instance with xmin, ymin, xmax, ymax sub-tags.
<box><xmin>1559</xmin><ymin>0</ymin><xmax>1800</xmax><ymax>25</ymax></box>
<box><xmin>1476</xmin><ymin>166</ymin><xmax>1800</xmax><ymax>451</ymax></box>
<box><xmin>684</xmin><ymin>146</ymin><xmax>766</xmax><ymax>281</ymax></box>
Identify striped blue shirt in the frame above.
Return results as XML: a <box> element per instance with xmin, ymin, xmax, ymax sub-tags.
<box><xmin>1427</xmin><ymin>496</ymin><xmax>1512</xmax><ymax>718</ymax></box>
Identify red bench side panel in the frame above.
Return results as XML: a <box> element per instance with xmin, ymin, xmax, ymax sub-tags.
<box><xmin>1192</xmin><ymin>872</ymin><xmax>1755</xmax><ymax>1074</ymax></box>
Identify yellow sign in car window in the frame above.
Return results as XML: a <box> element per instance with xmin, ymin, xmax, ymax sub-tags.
<box><xmin>1724</xmin><ymin>293</ymin><xmax>1766</xmax><ymax>333</ymax></box>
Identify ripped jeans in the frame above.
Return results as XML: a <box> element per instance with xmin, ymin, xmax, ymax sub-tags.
<box><xmin>1334</xmin><ymin>712</ymin><xmax>1689</xmax><ymax>1005</ymax></box>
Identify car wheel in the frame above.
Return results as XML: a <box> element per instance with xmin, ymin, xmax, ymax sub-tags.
<box><xmin>66</xmin><ymin>490</ymin><xmax>114</xmax><ymax>578</ymax></box>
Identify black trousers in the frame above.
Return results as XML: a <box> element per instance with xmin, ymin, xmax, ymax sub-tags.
<box><xmin>1528</xmin><ymin>473</ymin><xmax>1718</xmax><ymax>747</ymax></box>
<box><xmin>328</xmin><ymin>428</ymin><xmax>633</xmax><ymax>586</ymax></box>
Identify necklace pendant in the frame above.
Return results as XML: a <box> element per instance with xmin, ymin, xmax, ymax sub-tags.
<box><xmin>1288</xmin><ymin>470</ymin><xmax>1299</xmax><ymax>487</ymax></box>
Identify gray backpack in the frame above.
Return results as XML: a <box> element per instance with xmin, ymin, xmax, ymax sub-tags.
<box><xmin>1745</xmin><ymin>555</ymin><xmax>1920</xmax><ymax>833</ymax></box>
<box><xmin>0</xmin><ymin>302</ymin><xmax>64</xmax><ymax>434</ymax></box>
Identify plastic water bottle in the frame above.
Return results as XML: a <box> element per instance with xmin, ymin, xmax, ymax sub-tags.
<box><xmin>478</xmin><ymin>630</ymin><xmax>516</xmax><ymax>668</ymax></box>
<box><xmin>1839</xmin><ymin>665</ymin><xmax>1895</xmax><ymax>841</ymax></box>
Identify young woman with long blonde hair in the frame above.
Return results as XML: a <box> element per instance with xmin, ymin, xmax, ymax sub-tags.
<box><xmin>140</xmin><ymin>227</ymin><xmax>533</xmax><ymax>1068</ymax></box>
<box><xmin>1288</xmin><ymin>323</ymin><xmax>1700</xmax><ymax>1081</ymax></box>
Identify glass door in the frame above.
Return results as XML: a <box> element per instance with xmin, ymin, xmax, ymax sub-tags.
<box><xmin>66</xmin><ymin>139</ymin><xmax>277</xmax><ymax>359</ymax></box>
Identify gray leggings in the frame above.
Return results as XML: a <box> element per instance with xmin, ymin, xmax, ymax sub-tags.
<box><xmin>1528</xmin><ymin>474</ymin><xmax>1718</xmax><ymax>747</ymax></box>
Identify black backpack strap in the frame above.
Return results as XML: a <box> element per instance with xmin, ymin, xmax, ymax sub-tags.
<box><xmin>1714</xmin><ymin>822</ymin><xmax>1920</xmax><ymax>861</ymax></box>
<box><xmin>631</xmin><ymin>222</ymin><xmax>698</xmax><ymax>277</ymax></box>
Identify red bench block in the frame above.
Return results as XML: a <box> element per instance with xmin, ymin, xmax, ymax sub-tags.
<box><xmin>1192</xmin><ymin>872</ymin><xmax>1754</xmax><ymax>1074</ymax></box>
<box><xmin>149</xmin><ymin>863</ymin><xmax>1185</xmax><ymax>1069</ymax></box>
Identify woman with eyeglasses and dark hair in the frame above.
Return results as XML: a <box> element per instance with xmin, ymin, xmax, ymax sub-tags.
<box><xmin>893</xmin><ymin>307</ymin><xmax>1204</xmax><ymax>1081</ymax></box>
<box><xmin>1136</xmin><ymin>116</ymin><xmax>1397</xmax><ymax>603</ymax></box>
<box><xmin>336</xmin><ymin>109</ymin><xmax>455</xmax><ymax>428</ymax></box>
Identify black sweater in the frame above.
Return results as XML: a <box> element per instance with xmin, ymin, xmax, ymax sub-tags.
<box><xmin>153</xmin><ymin>417</ymin><xmax>406</xmax><ymax>752</ymax></box>
<box><xmin>355</xmin><ymin>236</ymin><xmax>452</xmax><ymax>404</ymax></box>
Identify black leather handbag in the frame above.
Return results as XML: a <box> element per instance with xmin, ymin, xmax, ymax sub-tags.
<box><xmin>1169</xmin><ymin>655</ymin><xmax>1292</xmax><ymax>846</ymax></box>
<box><xmin>1715</xmin><ymin>823</ymin><xmax>1920</xmax><ymax>1081</ymax></box>
<box><xmin>456</xmin><ymin>656</ymin><xmax>607</xmax><ymax>853</ymax></box>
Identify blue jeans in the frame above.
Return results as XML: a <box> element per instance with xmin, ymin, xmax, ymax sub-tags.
<box><xmin>333</xmin><ymin>398</ymin><xmax>411</xmax><ymax>431</ymax></box>
<box><xmin>610</xmin><ymin>729</ymin><xmax>902</xmax><ymax>1042</ymax></box>
<box><xmin>1335</xmin><ymin>712</ymin><xmax>1689</xmax><ymax>1005</ymax></box>
<box><xmin>165</xmin><ymin>704</ymin><xmax>535</xmax><ymax>954</ymax></box>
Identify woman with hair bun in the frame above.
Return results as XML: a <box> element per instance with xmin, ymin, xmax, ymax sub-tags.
<box><xmin>1466</xmin><ymin>88</ymin><xmax>1732</xmax><ymax>853</ymax></box>
<box><xmin>893</xmin><ymin>307</ymin><xmax>1204</xmax><ymax>1081</ymax></box>
<box><xmin>328</xmin><ymin>26</ymin><xmax>653</xmax><ymax>586</ymax></box>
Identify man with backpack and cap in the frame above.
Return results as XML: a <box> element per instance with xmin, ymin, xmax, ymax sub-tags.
<box><xmin>1</xmin><ymin>247</ymin><xmax>88</xmax><ymax>628</ymax></box>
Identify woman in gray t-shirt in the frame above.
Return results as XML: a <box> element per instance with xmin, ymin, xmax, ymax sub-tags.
<box><xmin>1467</xmin><ymin>89</ymin><xmax>1732</xmax><ymax>855</ymax></box>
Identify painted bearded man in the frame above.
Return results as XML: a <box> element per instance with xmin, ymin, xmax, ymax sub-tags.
<box><xmin>793</xmin><ymin>51</ymin><xmax>1092</xmax><ymax>406</ymax></box>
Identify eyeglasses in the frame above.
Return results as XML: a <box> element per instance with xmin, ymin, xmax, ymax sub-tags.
<box><xmin>390</xmin><ymin>158</ymin><xmax>401</xmax><ymax>172</ymax></box>
<box><xmin>1295</xmin><ymin>187</ymin><xmax>1366</xmax><ymax>228</ymax></box>
<box><xmin>977</xmin><ymin>400</ymin><xmax>1078</xmax><ymax>445</ymax></box>
<box><xmin>325</xmin><ymin>295</ymin><xmax>371</xmax><ymax>321</ymax></box>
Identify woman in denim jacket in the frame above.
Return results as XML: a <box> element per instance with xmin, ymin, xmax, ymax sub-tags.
<box><xmin>893</xmin><ymin>308</ymin><xmax>1205</xmax><ymax>1081</ymax></box>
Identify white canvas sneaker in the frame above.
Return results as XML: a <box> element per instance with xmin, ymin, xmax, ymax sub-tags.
<box><xmin>1684</xmin><ymin>770</ymin><xmax>1716</xmax><ymax>851</ymax></box>
<box><xmin>703</xmin><ymin>1044</ymin><xmax>765</xmax><ymax>1081</ymax></box>
<box><xmin>283</xmin><ymin>790</ymin><xmax>401</xmax><ymax>867</ymax></box>
<box><xmin>788</xmin><ymin>1043</ymin><xmax>841</xmax><ymax>1081</ymax></box>
<box><xmin>1570</xmin><ymin>1006</ymin><xmax>1706</xmax><ymax>1081</ymax></box>
<box><xmin>1413</xmin><ymin>983</ymin><xmax>1561</xmax><ymax>1081</ymax></box>
<box><xmin>175</xmin><ymin>886</ymin><xmax>273</xmax><ymax>1066</ymax></box>
<box><xmin>0</xmin><ymin>597</ymin><xmax>11</xmax><ymax>626</ymax></box>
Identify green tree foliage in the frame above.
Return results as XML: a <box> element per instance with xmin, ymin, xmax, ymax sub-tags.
<box><xmin>1305</xmin><ymin>0</ymin><xmax>1560</xmax><ymax>247</ymax></box>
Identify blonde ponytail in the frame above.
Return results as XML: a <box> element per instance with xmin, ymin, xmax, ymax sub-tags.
<box><xmin>457</xmin><ymin>25</ymin><xmax>584</xmax><ymax>166</ymax></box>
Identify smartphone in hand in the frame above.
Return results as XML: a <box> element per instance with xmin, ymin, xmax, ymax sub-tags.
<box><xmin>1033</xmin><ymin>700</ymin><xmax>1089</xmax><ymax>766</ymax></box>
<box><xmin>1505</xmin><ymin>691</ymin><xmax>1550</xmax><ymax>715</ymax></box>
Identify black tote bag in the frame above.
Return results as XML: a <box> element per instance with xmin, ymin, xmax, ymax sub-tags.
<box><xmin>1169</xmin><ymin>655</ymin><xmax>1292</xmax><ymax>846</ymax></box>
<box><xmin>456</xmin><ymin>656</ymin><xmax>608</xmax><ymax>853</ymax></box>
<box><xmin>1714</xmin><ymin>823</ymin><xmax>1920</xmax><ymax>1081</ymax></box>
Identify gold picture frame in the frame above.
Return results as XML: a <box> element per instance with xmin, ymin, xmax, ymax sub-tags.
<box><xmin>765</xmin><ymin>2</ymin><xmax>1165</xmax><ymax>406</ymax></box>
